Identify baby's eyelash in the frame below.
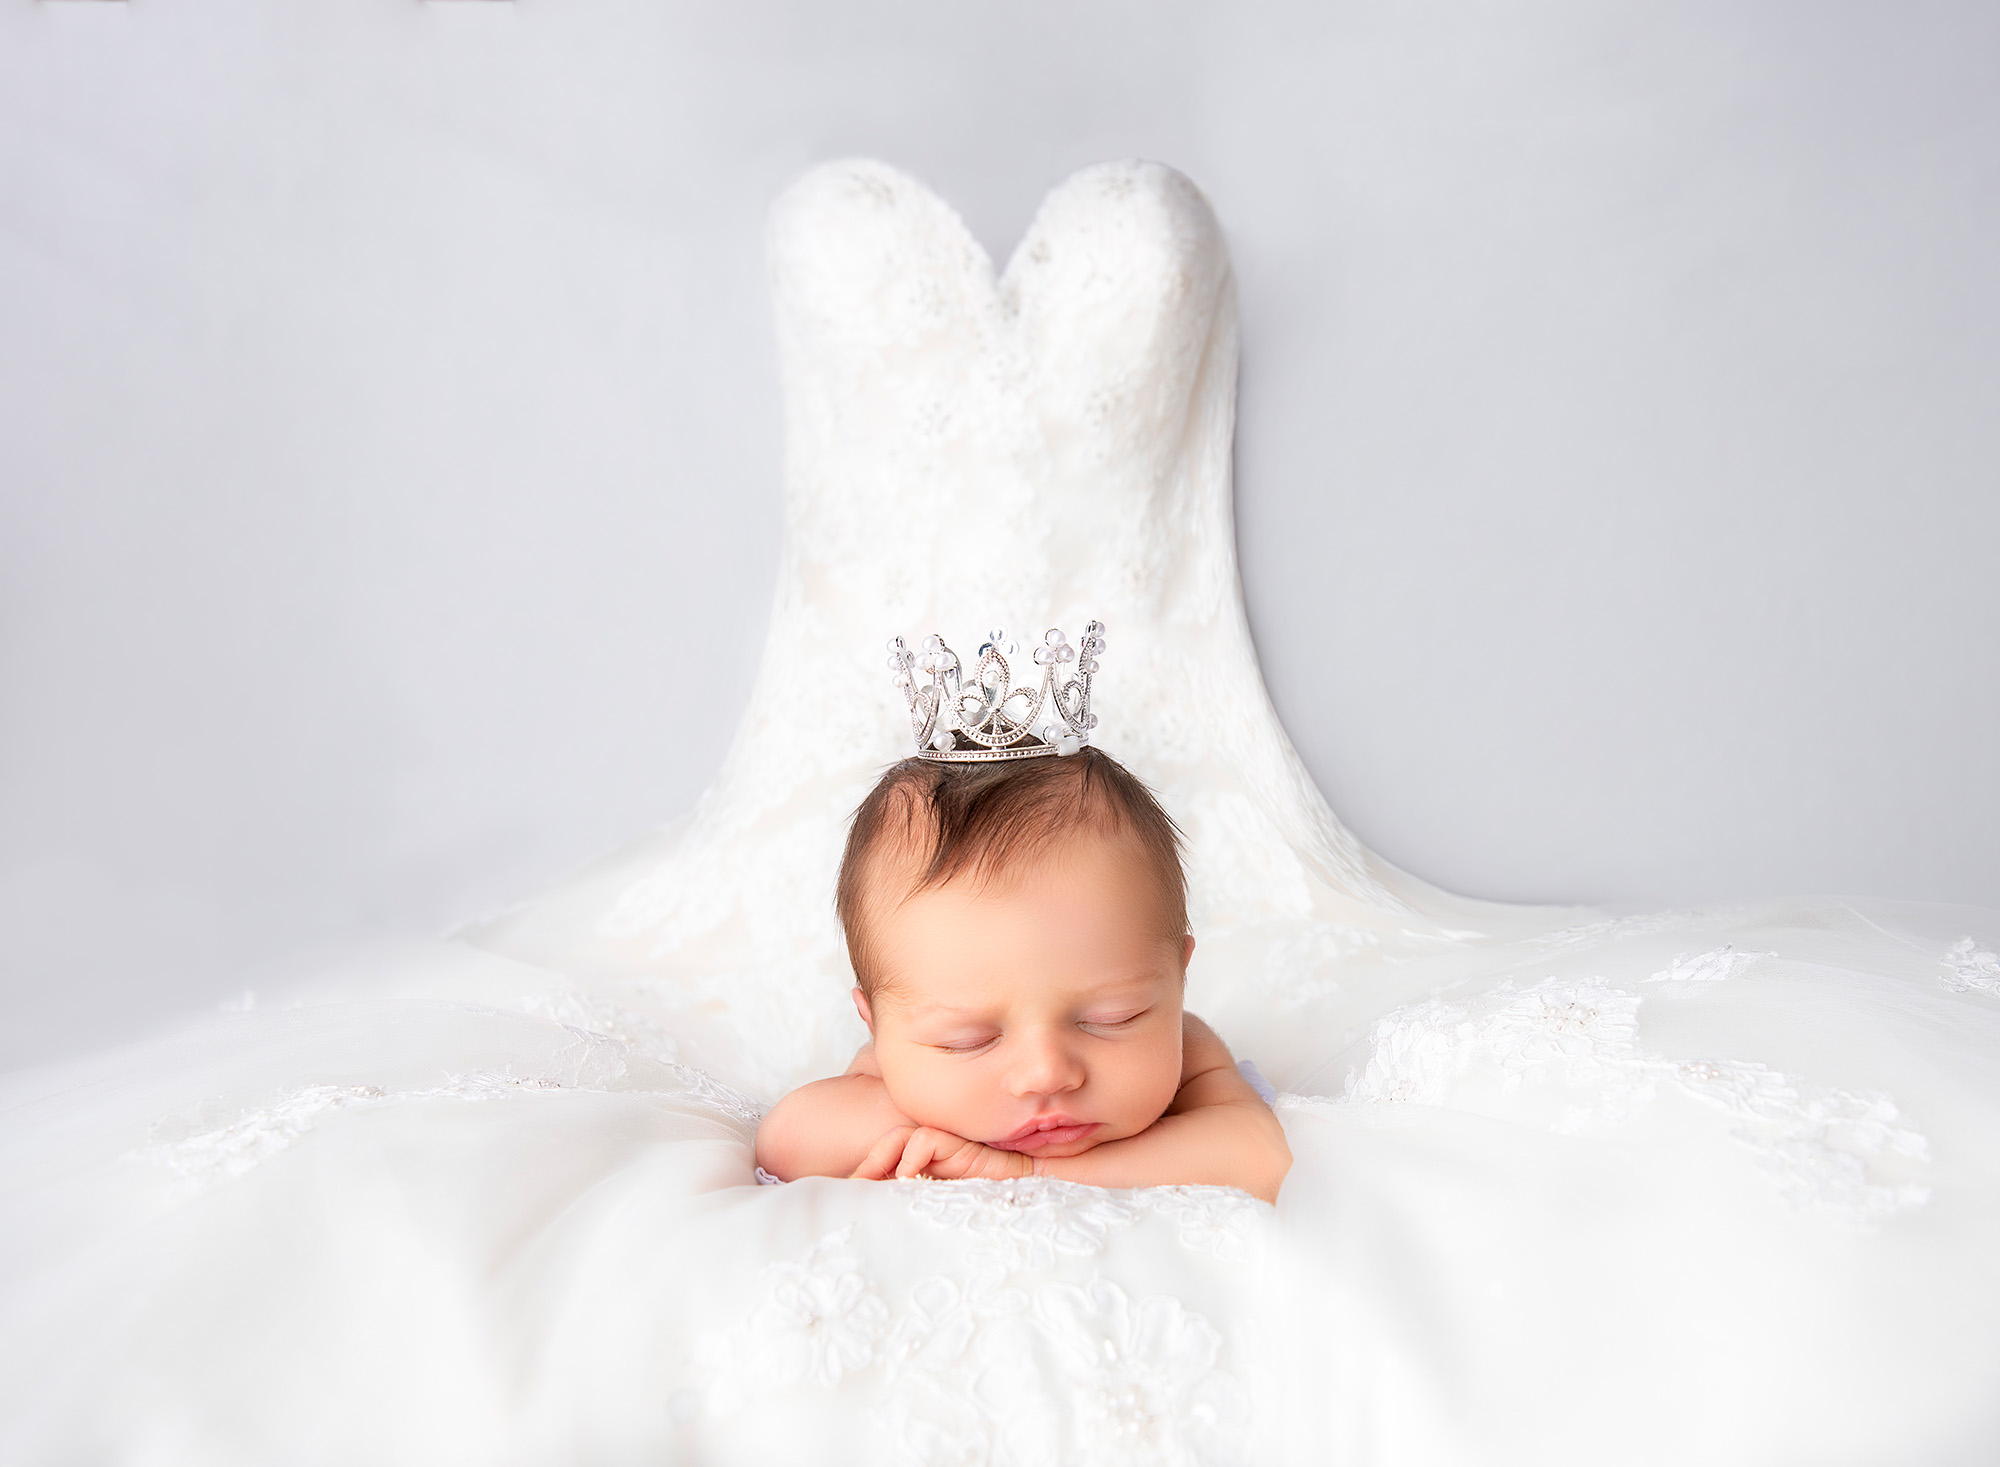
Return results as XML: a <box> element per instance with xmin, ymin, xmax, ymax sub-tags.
<box><xmin>935</xmin><ymin>1037</ymin><xmax>998</xmax><ymax>1054</ymax></box>
<box><xmin>1081</xmin><ymin>1011</ymin><xmax>1146</xmax><ymax>1031</ymax></box>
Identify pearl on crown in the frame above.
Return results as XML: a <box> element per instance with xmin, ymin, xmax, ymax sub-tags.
<box><xmin>1034</xmin><ymin>629</ymin><xmax>1075</xmax><ymax>668</ymax></box>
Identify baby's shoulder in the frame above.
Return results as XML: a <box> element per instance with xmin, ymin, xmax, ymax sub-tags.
<box><xmin>842</xmin><ymin>1041</ymin><xmax>882</xmax><ymax>1078</ymax></box>
<box><xmin>1179</xmin><ymin>1010</ymin><xmax>1234</xmax><ymax>1078</ymax></box>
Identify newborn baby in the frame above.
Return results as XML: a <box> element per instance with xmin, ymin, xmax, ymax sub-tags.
<box><xmin>755</xmin><ymin>748</ymin><xmax>1292</xmax><ymax>1205</ymax></box>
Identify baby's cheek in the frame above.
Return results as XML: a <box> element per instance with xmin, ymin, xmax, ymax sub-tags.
<box><xmin>883</xmin><ymin>1062</ymin><xmax>987</xmax><ymax>1135</ymax></box>
<box><xmin>1111</xmin><ymin>1041</ymin><xmax>1185</xmax><ymax>1135</ymax></box>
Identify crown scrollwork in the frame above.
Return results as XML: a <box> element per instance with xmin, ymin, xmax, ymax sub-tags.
<box><xmin>886</xmin><ymin>621</ymin><xmax>1105</xmax><ymax>762</ymax></box>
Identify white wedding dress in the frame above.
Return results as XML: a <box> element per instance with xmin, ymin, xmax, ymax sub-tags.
<box><xmin>4</xmin><ymin>158</ymin><xmax>1998</xmax><ymax>1466</ymax></box>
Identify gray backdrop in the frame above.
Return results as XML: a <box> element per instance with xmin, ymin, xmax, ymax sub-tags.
<box><xmin>4</xmin><ymin>0</ymin><xmax>1996</xmax><ymax>1071</ymax></box>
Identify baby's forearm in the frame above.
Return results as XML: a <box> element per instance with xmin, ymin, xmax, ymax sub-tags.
<box><xmin>754</xmin><ymin>1073</ymin><xmax>911</xmax><ymax>1180</ymax></box>
<box><xmin>1039</xmin><ymin>1099</ymin><xmax>1291</xmax><ymax>1204</ymax></box>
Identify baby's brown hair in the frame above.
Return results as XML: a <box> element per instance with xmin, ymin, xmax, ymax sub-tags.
<box><xmin>836</xmin><ymin>747</ymin><xmax>1188</xmax><ymax>999</ymax></box>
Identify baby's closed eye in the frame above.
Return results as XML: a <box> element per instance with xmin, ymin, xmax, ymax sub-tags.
<box><xmin>1080</xmin><ymin>1010</ymin><xmax>1148</xmax><ymax>1033</ymax></box>
<box><xmin>928</xmin><ymin>1011</ymin><xmax>1148</xmax><ymax>1048</ymax></box>
<box><xmin>929</xmin><ymin>1032</ymin><xmax>1000</xmax><ymax>1054</ymax></box>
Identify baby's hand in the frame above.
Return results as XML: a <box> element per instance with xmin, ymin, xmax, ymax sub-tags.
<box><xmin>851</xmin><ymin>1125</ymin><xmax>1030</xmax><ymax>1181</ymax></box>
<box><xmin>898</xmin><ymin>1127</ymin><xmax>1033</xmax><ymax>1180</ymax></box>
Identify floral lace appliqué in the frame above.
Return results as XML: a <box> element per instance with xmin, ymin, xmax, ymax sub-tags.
<box><xmin>1941</xmin><ymin>937</ymin><xmax>2000</xmax><ymax>995</ymax></box>
<box><xmin>903</xmin><ymin>1176</ymin><xmax>1148</xmax><ymax>1271</ymax></box>
<box><xmin>1647</xmin><ymin>944</ymin><xmax>1766</xmax><ymax>983</ymax></box>
<box><xmin>1138</xmin><ymin>1186</ymin><xmax>1265</xmax><ymax>1262</ymax></box>
<box><xmin>521</xmin><ymin>988</ymin><xmax>682</xmax><ymax>1064</ymax></box>
<box><xmin>900</xmin><ymin>1175</ymin><xmax>1268</xmax><ymax>1270</ymax></box>
<box><xmin>135</xmin><ymin>1071</ymin><xmax>579</xmax><ymax>1185</ymax></box>
<box><xmin>661</xmin><ymin>1063</ymin><xmax>767</xmax><ymax>1129</ymax></box>
<box><xmin>135</xmin><ymin>1012</ymin><xmax>764</xmax><ymax>1187</ymax></box>
<box><xmin>522</xmin><ymin>993</ymin><xmax>769</xmax><ymax>1126</ymax></box>
<box><xmin>1329</xmin><ymin>975</ymin><xmax>1931</xmax><ymax>1225</ymax></box>
<box><xmin>1481</xmin><ymin>977</ymin><xmax>1641</xmax><ymax>1079</ymax></box>
<box><xmin>1342</xmin><ymin>977</ymin><xmax>1640</xmax><ymax>1107</ymax></box>
<box><xmin>1002</xmin><ymin>1278</ymin><xmax>1249</xmax><ymax>1466</ymax></box>
<box><xmin>1341</xmin><ymin>998</ymin><xmax>1470</xmax><ymax>1106</ymax></box>
<box><xmin>1672</xmin><ymin>1058</ymin><xmax>1931</xmax><ymax>1223</ymax></box>
<box><xmin>698</xmin><ymin>1225</ymin><xmax>890</xmax><ymax>1412</ymax></box>
<box><xmin>868</xmin><ymin>1272</ymin><xmax>1248</xmax><ymax>1467</ymax></box>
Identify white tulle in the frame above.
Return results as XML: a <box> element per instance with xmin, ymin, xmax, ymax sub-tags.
<box><xmin>3</xmin><ymin>159</ymin><xmax>1998</xmax><ymax>1466</ymax></box>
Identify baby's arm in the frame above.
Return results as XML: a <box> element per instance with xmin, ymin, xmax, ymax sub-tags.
<box><xmin>753</xmin><ymin>1045</ymin><xmax>918</xmax><ymax>1181</ymax></box>
<box><xmin>1038</xmin><ymin>1014</ymin><xmax>1292</xmax><ymax>1204</ymax></box>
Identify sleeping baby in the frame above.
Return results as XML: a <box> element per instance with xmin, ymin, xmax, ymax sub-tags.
<box><xmin>755</xmin><ymin>747</ymin><xmax>1292</xmax><ymax>1205</ymax></box>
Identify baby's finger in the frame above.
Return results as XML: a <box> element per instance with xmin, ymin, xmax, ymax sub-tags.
<box><xmin>893</xmin><ymin>1128</ymin><xmax>938</xmax><ymax>1179</ymax></box>
<box><xmin>896</xmin><ymin>1128</ymin><xmax>961</xmax><ymax>1179</ymax></box>
<box><xmin>977</xmin><ymin>1144</ymin><xmax>1032</xmax><ymax>1180</ymax></box>
<box><xmin>850</xmin><ymin>1126</ymin><xmax>914</xmax><ymax>1180</ymax></box>
<box><xmin>922</xmin><ymin>1138</ymin><xmax>974</xmax><ymax>1179</ymax></box>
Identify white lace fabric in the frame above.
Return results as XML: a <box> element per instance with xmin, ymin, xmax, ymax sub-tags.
<box><xmin>1</xmin><ymin>161</ymin><xmax>1998</xmax><ymax>1466</ymax></box>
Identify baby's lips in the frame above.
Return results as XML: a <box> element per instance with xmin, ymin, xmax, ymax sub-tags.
<box><xmin>990</xmin><ymin>1116</ymin><xmax>1099</xmax><ymax>1151</ymax></box>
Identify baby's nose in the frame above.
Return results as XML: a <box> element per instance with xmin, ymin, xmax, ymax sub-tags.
<box><xmin>1007</xmin><ymin>1031</ymin><xmax>1085</xmax><ymax>1096</ymax></box>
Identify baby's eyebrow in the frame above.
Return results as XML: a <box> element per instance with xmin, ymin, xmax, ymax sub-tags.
<box><xmin>1078</xmin><ymin>975</ymin><xmax>1173</xmax><ymax>999</ymax></box>
<box><xmin>906</xmin><ymin>1001</ymin><xmax>996</xmax><ymax>1019</ymax></box>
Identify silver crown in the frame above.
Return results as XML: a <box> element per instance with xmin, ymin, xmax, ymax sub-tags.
<box><xmin>886</xmin><ymin>621</ymin><xmax>1106</xmax><ymax>762</ymax></box>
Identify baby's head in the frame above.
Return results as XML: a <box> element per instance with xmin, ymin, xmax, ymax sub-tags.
<box><xmin>836</xmin><ymin>748</ymin><xmax>1191</xmax><ymax>1160</ymax></box>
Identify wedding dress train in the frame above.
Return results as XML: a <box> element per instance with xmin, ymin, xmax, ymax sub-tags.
<box><xmin>3</xmin><ymin>158</ymin><xmax>1996</xmax><ymax>1466</ymax></box>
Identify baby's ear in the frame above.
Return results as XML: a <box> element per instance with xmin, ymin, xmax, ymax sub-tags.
<box><xmin>1180</xmin><ymin>934</ymin><xmax>1197</xmax><ymax>972</ymax></box>
<box><xmin>852</xmin><ymin>985</ymin><xmax>875</xmax><ymax>1032</ymax></box>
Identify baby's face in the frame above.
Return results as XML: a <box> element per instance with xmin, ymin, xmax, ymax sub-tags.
<box><xmin>854</xmin><ymin>826</ymin><xmax>1190</xmax><ymax>1160</ymax></box>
